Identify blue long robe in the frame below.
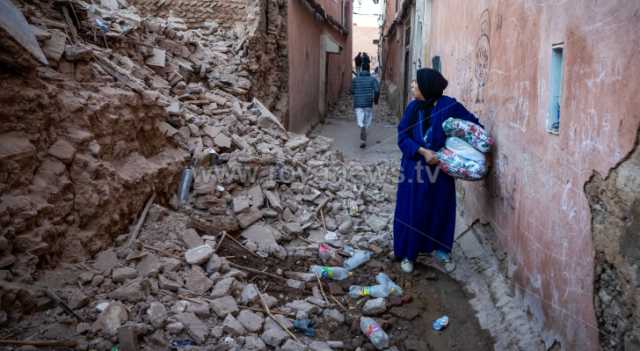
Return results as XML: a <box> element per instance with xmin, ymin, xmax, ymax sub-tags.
<box><xmin>393</xmin><ymin>96</ymin><xmax>481</xmax><ymax>261</ymax></box>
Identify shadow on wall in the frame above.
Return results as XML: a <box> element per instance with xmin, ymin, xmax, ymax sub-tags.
<box><xmin>586</xmin><ymin>131</ymin><xmax>640</xmax><ymax>351</ymax></box>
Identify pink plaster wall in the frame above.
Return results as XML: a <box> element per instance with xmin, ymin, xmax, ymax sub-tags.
<box><xmin>287</xmin><ymin>0</ymin><xmax>352</xmax><ymax>133</ymax></box>
<box><xmin>427</xmin><ymin>0</ymin><xmax>640</xmax><ymax>349</ymax></box>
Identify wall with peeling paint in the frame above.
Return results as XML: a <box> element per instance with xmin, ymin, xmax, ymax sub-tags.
<box><xmin>426</xmin><ymin>0</ymin><xmax>640</xmax><ymax>349</ymax></box>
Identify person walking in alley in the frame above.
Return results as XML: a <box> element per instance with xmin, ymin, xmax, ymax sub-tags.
<box><xmin>351</xmin><ymin>63</ymin><xmax>380</xmax><ymax>148</ymax></box>
<box><xmin>361</xmin><ymin>52</ymin><xmax>371</xmax><ymax>72</ymax></box>
<box><xmin>355</xmin><ymin>52</ymin><xmax>363</xmax><ymax>73</ymax></box>
<box><xmin>393</xmin><ymin>68</ymin><xmax>483</xmax><ymax>273</ymax></box>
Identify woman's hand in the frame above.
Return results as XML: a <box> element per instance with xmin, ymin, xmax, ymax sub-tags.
<box><xmin>419</xmin><ymin>147</ymin><xmax>439</xmax><ymax>165</ymax></box>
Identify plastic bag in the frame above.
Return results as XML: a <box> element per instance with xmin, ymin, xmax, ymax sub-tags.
<box><xmin>436</xmin><ymin>141</ymin><xmax>488</xmax><ymax>181</ymax></box>
<box><xmin>444</xmin><ymin>137</ymin><xmax>485</xmax><ymax>163</ymax></box>
<box><xmin>442</xmin><ymin>118</ymin><xmax>494</xmax><ymax>153</ymax></box>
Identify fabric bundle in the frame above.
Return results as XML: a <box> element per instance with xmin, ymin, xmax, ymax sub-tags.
<box><xmin>436</xmin><ymin>118</ymin><xmax>493</xmax><ymax>181</ymax></box>
<box><xmin>441</xmin><ymin>117</ymin><xmax>494</xmax><ymax>152</ymax></box>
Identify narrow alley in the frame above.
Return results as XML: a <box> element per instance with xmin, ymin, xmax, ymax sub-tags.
<box><xmin>0</xmin><ymin>0</ymin><xmax>639</xmax><ymax>351</ymax></box>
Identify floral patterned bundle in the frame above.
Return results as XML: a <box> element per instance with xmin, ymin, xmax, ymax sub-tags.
<box><xmin>442</xmin><ymin>118</ymin><xmax>494</xmax><ymax>153</ymax></box>
<box><xmin>436</xmin><ymin>147</ymin><xmax>488</xmax><ymax>181</ymax></box>
<box><xmin>437</xmin><ymin>137</ymin><xmax>487</xmax><ymax>180</ymax></box>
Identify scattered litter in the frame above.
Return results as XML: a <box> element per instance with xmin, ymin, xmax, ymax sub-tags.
<box><xmin>342</xmin><ymin>248</ymin><xmax>372</xmax><ymax>271</ymax></box>
<box><xmin>324</xmin><ymin>231</ymin><xmax>339</xmax><ymax>242</ymax></box>
<box><xmin>318</xmin><ymin>243</ymin><xmax>339</xmax><ymax>264</ymax></box>
<box><xmin>349</xmin><ymin>285</ymin><xmax>391</xmax><ymax>298</ymax></box>
<box><xmin>375</xmin><ymin>272</ymin><xmax>403</xmax><ymax>296</ymax></box>
<box><xmin>309</xmin><ymin>265</ymin><xmax>352</xmax><ymax>280</ymax></box>
<box><xmin>310</xmin><ymin>265</ymin><xmax>352</xmax><ymax>280</ymax></box>
<box><xmin>360</xmin><ymin>317</ymin><xmax>389</xmax><ymax>350</ymax></box>
<box><xmin>432</xmin><ymin>315</ymin><xmax>449</xmax><ymax>331</ymax></box>
<box><xmin>95</xmin><ymin>18</ymin><xmax>109</xmax><ymax>33</ymax></box>
<box><xmin>177</xmin><ymin>162</ymin><xmax>195</xmax><ymax>206</ymax></box>
<box><xmin>96</xmin><ymin>302</ymin><xmax>110</xmax><ymax>312</ymax></box>
<box><xmin>170</xmin><ymin>339</ymin><xmax>194</xmax><ymax>350</ymax></box>
<box><xmin>293</xmin><ymin>319</ymin><xmax>316</xmax><ymax>337</ymax></box>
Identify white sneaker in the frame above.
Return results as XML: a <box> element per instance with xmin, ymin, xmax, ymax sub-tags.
<box><xmin>400</xmin><ymin>259</ymin><xmax>414</xmax><ymax>273</ymax></box>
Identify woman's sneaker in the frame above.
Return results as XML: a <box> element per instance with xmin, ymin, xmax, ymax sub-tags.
<box><xmin>432</xmin><ymin>250</ymin><xmax>456</xmax><ymax>273</ymax></box>
<box><xmin>400</xmin><ymin>258</ymin><xmax>414</xmax><ymax>273</ymax></box>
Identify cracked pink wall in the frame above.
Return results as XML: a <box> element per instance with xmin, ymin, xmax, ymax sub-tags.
<box><xmin>427</xmin><ymin>0</ymin><xmax>640</xmax><ymax>349</ymax></box>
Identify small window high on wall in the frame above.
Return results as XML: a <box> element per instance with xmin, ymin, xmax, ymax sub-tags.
<box><xmin>547</xmin><ymin>43</ymin><xmax>564</xmax><ymax>134</ymax></box>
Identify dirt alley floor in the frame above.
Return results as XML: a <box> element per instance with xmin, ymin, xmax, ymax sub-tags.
<box><xmin>316</xmin><ymin>93</ymin><xmax>495</xmax><ymax>351</ymax></box>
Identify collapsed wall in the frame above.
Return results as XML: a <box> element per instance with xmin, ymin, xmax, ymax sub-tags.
<box><xmin>586</xmin><ymin>133</ymin><xmax>640</xmax><ymax>351</ymax></box>
<box><xmin>0</xmin><ymin>0</ymin><xmax>283</xmax><ymax>281</ymax></box>
<box><xmin>128</xmin><ymin>0</ymin><xmax>290</xmax><ymax>120</ymax></box>
<box><xmin>128</xmin><ymin>0</ymin><xmax>251</xmax><ymax>28</ymax></box>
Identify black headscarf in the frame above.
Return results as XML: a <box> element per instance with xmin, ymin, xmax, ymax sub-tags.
<box><xmin>417</xmin><ymin>68</ymin><xmax>448</xmax><ymax>102</ymax></box>
<box><xmin>414</xmin><ymin>68</ymin><xmax>448</xmax><ymax>133</ymax></box>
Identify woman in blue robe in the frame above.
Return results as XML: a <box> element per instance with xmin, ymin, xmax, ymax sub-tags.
<box><xmin>393</xmin><ymin>68</ymin><xmax>482</xmax><ymax>273</ymax></box>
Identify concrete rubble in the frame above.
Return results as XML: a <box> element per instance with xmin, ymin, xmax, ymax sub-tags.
<box><xmin>0</xmin><ymin>0</ymin><xmax>415</xmax><ymax>350</ymax></box>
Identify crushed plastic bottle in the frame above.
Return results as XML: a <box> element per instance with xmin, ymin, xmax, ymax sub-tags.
<box><xmin>432</xmin><ymin>315</ymin><xmax>449</xmax><ymax>331</ymax></box>
<box><xmin>348</xmin><ymin>284</ymin><xmax>391</xmax><ymax>298</ymax></box>
<box><xmin>293</xmin><ymin>319</ymin><xmax>316</xmax><ymax>337</ymax></box>
<box><xmin>324</xmin><ymin>231</ymin><xmax>339</xmax><ymax>242</ymax></box>
<box><xmin>95</xmin><ymin>18</ymin><xmax>109</xmax><ymax>33</ymax></box>
<box><xmin>375</xmin><ymin>272</ymin><xmax>403</xmax><ymax>296</ymax></box>
<box><xmin>177</xmin><ymin>165</ymin><xmax>194</xmax><ymax>206</ymax></box>
<box><xmin>318</xmin><ymin>243</ymin><xmax>339</xmax><ymax>263</ymax></box>
<box><xmin>360</xmin><ymin>317</ymin><xmax>389</xmax><ymax>350</ymax></box>
<box><xmin>310</xmin><ymin>265</ymin><xmax>351</xmax><ymax>280</ymax></box>
<box><xmin>348</xmin><ymin>200</ymin><xmax>359</xmax><ymax>216</ymax></box>
<box><xmin>343</xmin><ymin>249</ymin><xmax>372</xmax><ymax>271</ymax></box>
<box><xmin>170</xmin><ymin>340</ymin><xmax>194</xmax><ymax>349</ymax></box>
<box><xmin>205</xmin><ymin>148</ymin><xmax>219</xmax><ymax>167</ymax></box>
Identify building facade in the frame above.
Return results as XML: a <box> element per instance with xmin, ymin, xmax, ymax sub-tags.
<box><xmin>380</xmin><ymin>0</ymin><xmax>640</xmax><ymax>349</ymax></box>
<box><xmin>287</xmin><ymin>0</ymin><xmax>353</xmax><ymax>133</ymax></box>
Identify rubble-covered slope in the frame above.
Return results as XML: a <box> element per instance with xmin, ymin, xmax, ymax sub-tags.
<box><xmin>0</xmin><ymin>0</ymin><xmax>275</xmax><ymax>280</ymax></box>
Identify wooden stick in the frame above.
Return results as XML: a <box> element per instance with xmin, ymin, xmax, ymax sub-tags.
<box><xmin>314</xmin><ymin>196</ymin><xmax>330</xmax><ymax>216</ymax></box>
<box><xmin>315</xmin><ymin>274</ymin><xmax>329</xmax><ymax>305</ymax></box>
<box><xmin>320</xmin><ymin>208</ymin><xmax>328</xmax><ymax>233</ymax></box>
<box><xmin>127</xmin><ymin>193</ymin><xmax>156</xmax><ymax>248</ymax></box>
<box><xmin>228</xmin><ymin>262</ymin><xmax>287</xmax><ymax>281</ymax></box>
<box><xmin>239</xmin><ymin>305</ymin><xmax>296</xmax><ymax>318</ymax></box>
<box><xmin>214</xmin><ymin>231</ymin><xmax>227</xmax><ymax>253</ymax></box>
<box><xmin>45</xmin><ymin>290</ymin><xmax>83</xmax><ymax>321</ymax></box>
<box><xmin>330</xmin><ymin>294</ymin><xmax>348</xmax><ymax>312</ymax></box>
<box><xmin>258</xmin><ymin>291</ymin><xmax>301</xmax><ymax>344</ymax></box>
<box><xmin>225</xmin><ymin>234</ymin><xmax>261</xmax><ymax>258</ymax></box>
<box><xmin>0</xmin><ymin>339</ymin><xmax>78</xmax><ymax>347</ymax></box>
<box><xmin>295</xmin><ymin>235</ymin><xmax>315</xmax><ymax>246</ymax></box>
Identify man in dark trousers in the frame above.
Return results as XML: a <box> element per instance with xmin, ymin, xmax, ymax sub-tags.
<box><xmin>354</xmin><ymin>52</ymin><xmax>363</xmax><ymax>73</ymax></box>
<box><xmin>361</xmin><ymin>53</ymin><xmax>371</xmax><ymax>71</ymax></box>
<box><xmin>351</xmin><ymin>63</ymin><xmax>380</xmax><ymax>148</ymax></box>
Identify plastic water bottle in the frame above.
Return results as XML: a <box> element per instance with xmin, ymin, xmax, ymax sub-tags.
<box><xmin>310</xmin><ymin>265</ymin><xmax>352</xmax><ymax>280</ymax></box>
<box><xmin>177</xmin><ymin>166</ymin><xmax>194</xmax><ymax>206</ymax></box>
<box><xmin>375</xmin><ymin>272</ymin><xmax>403</xmax><ymax>296</ymax></box>
<box><xmin>432</xmin><ymin>315</ymin><xmax>449</xmax><ymax>331</ymax></box>
<box><xmin>348</xmin><ymin>285</ymin><xmax>391</xmax><ymax>298</ymax></box>
<box><xmin>360</xmin><ymin>317</ymin><xmax>389</xmax><ymax>350</ymax></box>
<box><xmin>343</xmin><ymin>249</ymin><xmax>372</xmax><ymax>271</ymax></box>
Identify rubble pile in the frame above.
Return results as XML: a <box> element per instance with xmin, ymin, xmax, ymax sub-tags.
<box><xmin>0</xmin><ymin>0</ymin><xmax>283</xmax><ymax>279</ymax></box>
<box><xmin>0</xmin><ymin>0</ymin><xmax>417</xmax><ymax>350</ymax></box>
